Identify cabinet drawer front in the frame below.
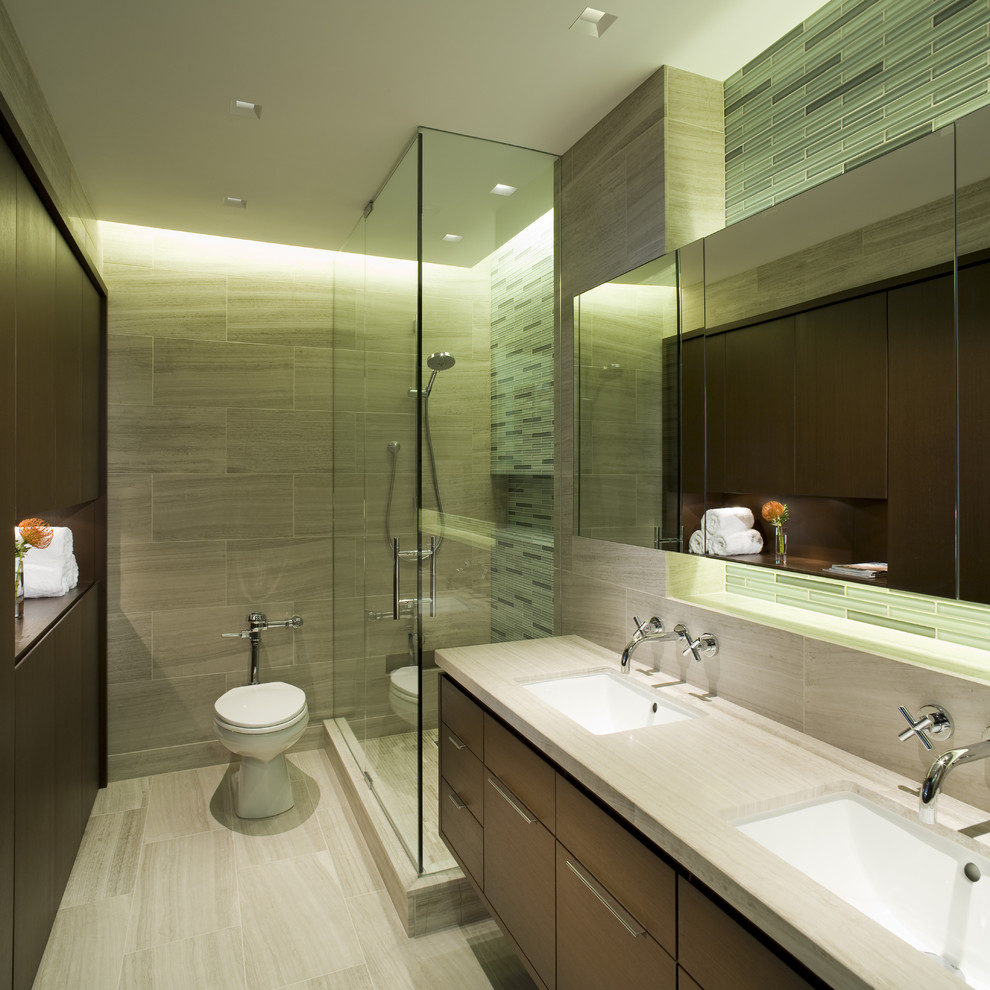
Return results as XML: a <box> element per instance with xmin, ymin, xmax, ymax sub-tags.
<box><xmin>439</xmin><ymin>778</ymin><xmax>483</xmax><ymax>887</ymax></box>
<box><xmin>485</xmin><ymin>774</ymin><xmax>556</xmax><ymax>989</ymax></box>
<box><xmin>440</xmin><ymin>723</ymin><xmax>484</xmax><ymax>824</ymax></box>
<box><xmin>678</xmin><ymin>878</ymin><xmax>816</xmax><ymax>990</ymax></box>
<box><xmin>439</xmin><ymin>675</ymin><xmax>484</xmax><ymax>757</ymax></box>
<box><xmin>556</xmin><ymin>775</ymin><xmax>676</xmax><ymax>954</ymax></box>
<box><xmin>484</xmin><ymin>713</ymin><xmax>555</xmax><ymax>829</ymax></box>
<box><xmin>556</xmin><ymin>843</ymin><xmax>675</xmax><ymax>990</ymax></box>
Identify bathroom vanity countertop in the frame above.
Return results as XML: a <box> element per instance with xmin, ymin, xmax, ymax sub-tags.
<box><xmin>435</xmin><ymin>635</ymin><xmax>990</xmax><ymax>990</ymax></box>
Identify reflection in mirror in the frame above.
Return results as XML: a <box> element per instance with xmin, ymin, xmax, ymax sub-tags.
<box><xmin>689</xmin><ymin>125</ymin><xmax>956</xmax><ymax>596</ymax></box>
<box><xmin>574</xmin><ymin>254</ymin><xmax>679</xmax><ymax>548</ymax></box>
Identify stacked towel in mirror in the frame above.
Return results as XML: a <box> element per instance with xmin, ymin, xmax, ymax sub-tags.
<box><xmin>689</xmin><ymin>507</ymin><xmax>763</xmax><ymax>556</ymax></box>
<box><xmin>23</xmin><ymin>526</ymin><xmax>79</xmax><ymax>598</ymax></box>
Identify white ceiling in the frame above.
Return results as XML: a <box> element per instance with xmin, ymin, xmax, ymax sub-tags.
<box><xmin>3</xmin><ymin>0</ymin><xmax>826</xmax><ymax>253</ymax></box>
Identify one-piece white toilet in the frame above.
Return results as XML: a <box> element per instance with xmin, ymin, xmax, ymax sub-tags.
<box><xmin>214</xmin><ymin>681</ymin><xmax>309</xmax><ymax>819</ymax></box>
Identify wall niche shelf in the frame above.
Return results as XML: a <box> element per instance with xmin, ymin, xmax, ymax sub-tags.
<box><xmin>14</xmin><ymin>583</ymin><xmax>96</xmax><ymax>664</ymax></box>
<box><xmin>707</xmin><ymin>553</ymin><xmax>888</xmax><ymax>587</ymax></box>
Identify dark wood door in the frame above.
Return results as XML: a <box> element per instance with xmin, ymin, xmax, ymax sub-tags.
<box><xmin>886</xmin><ymin>275</ymin><xmax>956</xmax><ymax>598</ymax></box>
<box><xmin>795</xmin><ymin>293</ymin><xmax>887</xmax><ymax>498</ymax></box>
<box><xmin>722</xmin><ymin>318</ymin><xmax>795</xmax><ymax>494</ymax></box>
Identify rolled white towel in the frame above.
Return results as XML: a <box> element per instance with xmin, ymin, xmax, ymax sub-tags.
<box><xmin>710</xmin><ymin>529</ymin><xmax>763</xmax><ymax>557</ymax></box>
<box><xmin>24</xmin><ymin>554</ymin><xmax>78</xmax><ymax>598</ymax></box>
<box><xmin>702</xmin><ymin>507</ymin><xmax>754</xmax><ymax>537</ymax></box>
<box><xmin>21</xmin><ymin>525</ymin><xmax>73</xmax><ymax>562</ymax></box>
<box><xmin>688</xmin><ymin>530</ymin><xmax>707</xmax><ymax>555</ymax></box>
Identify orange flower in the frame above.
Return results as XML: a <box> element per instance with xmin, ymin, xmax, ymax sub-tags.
<box><xmin>761</xmin><ymin>501</ymin><xmax>789</xmax><ymax>526</ymax></box>
<box><xmin>17</xmin><ymin>517</ymin><xmax>53</xmax><ymax>549</ymax></box>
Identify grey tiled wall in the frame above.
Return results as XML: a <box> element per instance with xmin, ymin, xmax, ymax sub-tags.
<box><xmin>725</xmin><ymin>0</ymin><xmax>990</xmax><ymax>223</ymax></box>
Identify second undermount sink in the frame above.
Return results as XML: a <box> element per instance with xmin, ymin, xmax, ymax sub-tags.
<box><xmin>523</xmin><ymin>669</ymin><xmax>698</xmax><ymax>735</ymax></box>
<box><xmin>734</xmin><ymin>791</ymin><xmax>990</xmax><ymax>988</ymax></box>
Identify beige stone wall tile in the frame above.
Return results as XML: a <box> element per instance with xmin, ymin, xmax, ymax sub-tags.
<box><xmin>153</xmin><ymin>474</ymin><xmax>294</xmax><ymax>541</ymax></box>
<box><xmin>292</xmin><ymin>599</ymin><xmax>333</xmax><ymax>666</ymax></box>
<box><xmin>227</xmin><ymin>276</ymin><xmax>332</xmax><ymax>348</ymax></box>
<box><xmin>226</xmin><ymin>537</ymin><xmax>333</xmax><ymax>605</ymax></box>
<box><xmin>108</xmin><ymin>405</ymin><xmax>226</xmax><ymax>475</ymax></box>
<box><xmin>118</xmin><ymin>541</ymin><xmax>227</xmax><ymax>612</ymax></box>
<box><xmin>109</xmin><ymin>740</ymin><xmax>231</xmax><ymax>782</ymax></box>
<box><xmin>294</xmin><ymin>474</ymin><xmax>332</xmax><ymax>537</ymax></box>
<box><xmin>108</xmin><ymin>609</ymin><xmax>153</xmax><ymax>684</ymax></box>
<box><xmin>108</xmin><ymin>672</ymin><xmax>228</xmax><ymax>755</ymax></box>
<box><xmin>106</xmin><ymin>270</ymin><xmax>227</xmax><ymax>339</ymax></box>
<box><xmin>154</xmin><ymin>338</ymin><xmax>294</xmax><ymax>409</ymax></box>
<box><xmin>107</xmin><ymin>334</ymin><xmax>153</xmax><ymax>406</ymax></box>
<box><xmin>151</xmin><ymin>602</ymin><xmax>295</xmax><ymax>677</ymax></box>
<box><xmin>227</xmin><ymin>408</ymin><xmax>331</xmax><ymax>474</ymax></box>
<box><xmin>100</xmin><ymin>221</ymin><xmax>154</xmax><ymax>268</ymax></box>
<box><xmin>108</xmin><ymin>473</ymin><xmax>153</xmax><ymax>545</ymax></box>
<box><xmin>295</xmin><ymin>346</ymin><xmax>333</xmax><ymax>411</ymax></box>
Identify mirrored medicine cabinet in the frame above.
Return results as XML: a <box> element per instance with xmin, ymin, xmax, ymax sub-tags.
<box><xmin>574</xmin><ymin>102</ymin><xmax>990</xmax><ymax>607</ymax></box>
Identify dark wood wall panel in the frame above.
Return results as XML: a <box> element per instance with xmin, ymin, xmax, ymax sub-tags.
<box><xmin>14</xmin><ymin>172</ymin><xmax>55</xmax><ymax>517</ymax></box>
<box><xmin>794</xmin><ymin>294</ymin><xmax>887</xmax><ymax>499</ymax></box>
<box><xmin>722</xmin><ymin>317</ymin><xmax>795</xmax><ymax>494</ymax></box>
<box><xmin>959</xmin><ymin>261</ymin><xmax>990</xmax><ymax>604</ymax></box>
<box><xmin>80</xmin><ymin>280</ymin><xmax>102</xmax><ymax>504</ymax></box>
<box><xmin>0</xmin><ymin>128</ymin><xmax>16</xmax><ymax>990</ymax></box>
<box><xmin>54</xmin><ymin>235</ymin><xmax>83</xmax><ymax>507</ymax></box>
<box><xmin>887</xmin><ymin>275</ymin><xmax>956</xmax><ymax>598</ymax></box>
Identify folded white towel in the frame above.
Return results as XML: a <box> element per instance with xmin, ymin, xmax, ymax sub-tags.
<box><xmin>702</xmin><ymin>507</ymin><xmax>754</xmax><ymax>537</ymax></box>
<box><xmin>24</xmin><ymin>554</ymin><xmax>78</xmax><ymax>598</ymax></box>
<box><xmin>688</xmin><ymin>530</ymin><xmax>707</xmax><ymax>555</ymax></box>
<box><xmin>710</xmin><ymin>529</ymin><xmax>763</xmax><ymax>557</ymax></box>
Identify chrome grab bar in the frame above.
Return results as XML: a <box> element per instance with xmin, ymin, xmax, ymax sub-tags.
<box><xmin>392</xmin><ymin>537</ymin><xmax>401</xmax><ymax>620</ymax></box>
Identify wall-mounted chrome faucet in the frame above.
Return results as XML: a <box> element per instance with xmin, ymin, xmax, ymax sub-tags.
<box><xmin>222</xmin><ymin>612</ymin><xmax>303</xmax><ymax>685</ymax></box>
<box><xmin>620</xmin><ymin>616</ymin><xmax>718</xmax><ymax>674</ymax></box>
<box><xmin>897</xmin><ymin>704</ymin><xmax>990</xmax><ymax>824</ymax></box>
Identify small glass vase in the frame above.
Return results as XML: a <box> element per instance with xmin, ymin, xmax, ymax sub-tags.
<box><xmin>14</xmin><ymin>556</ymin><xmax>24</xmax><ymax>620</ymax></box>
<box><xmin>774</xmin><ymin>525</ymin><xmax>787</xmax><ymax>565</ymax></box>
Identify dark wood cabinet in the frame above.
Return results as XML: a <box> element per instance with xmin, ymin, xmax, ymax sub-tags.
<box><xmin>439</xmin><ymin>675</ymin><xmax>821</xmax><ymax>990</ymax></box>
<box><xmin>886</xmin><ymin>274</ymin><xmax>956</xmax><ymax>598</ymax></box>
<box><xmin>794</xmin><ymin>294</ymin><xmax>887</xmax><ymax>499</ymax></box>
<box><xmin>14</xmin><ymin>591</ymin><xmax>100</xmax><ymax>990</ymax></box>
<box><xmin>958</xmin><ymin>260</ymin><xmax>990</xmax><ymax>605</ymax></box>
<box><xmin>722</xmin><ymin>317</ymin><xmax>795</xmax><ymax>494</ymax></box>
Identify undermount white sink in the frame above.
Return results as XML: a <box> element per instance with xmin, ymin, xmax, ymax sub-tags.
<box><xmin>523</xmin><ymin>670</ymin><xmax>697</xmax><ymax>735</ymax></box>
<box><xmin>734</xmin><ymin>791</ymin><xmax>990</xmax><ymax>988</ymax></box>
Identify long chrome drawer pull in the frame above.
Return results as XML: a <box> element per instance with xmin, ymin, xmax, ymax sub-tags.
<box><xmin>566</xmin><ymin>858</ymin><xmax>647</xmax><ymax>938</ymax></box>
<box><xmin>487</xmin><ymin>775</ymin><xmax>537</xmax><ymax>825</ymax></box>
<box><xmin>447</xmin><ymin>733</ymin><xmax>467</xmax><ymax>751</ymax></box>
<box><xmin>448</xmin><ymin>791</ymin><xmax>467</xmax><ymax>811</ymax></box>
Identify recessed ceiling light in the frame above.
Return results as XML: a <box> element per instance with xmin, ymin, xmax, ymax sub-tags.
<box><xmin>570</xmin><ymin>7</ymin><xmax>617</xmax><ymax>37</ymax></box>
<box><xmin>490</xmin><ymin>184</ymin><xmax>517</xmax><ymax>197</ymax></box>
<box><xmin>230</xmin><ymin>99</ymin><xmax>262</xmax><ymax>120</ymax></box>
<box><xmin>442</xmin><ymin>233</ymin><xmax>463</xmax><ymax>242</ymax></box>
<box><xmin>222</xmin><ymin>196</ymin><xmax>247</xmax><ymax>208</ymax></box>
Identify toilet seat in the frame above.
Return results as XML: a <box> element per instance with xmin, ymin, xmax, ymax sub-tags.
<box><xmin>215</xmin><ymin>682</ymin><xmax>307</xmax><ymax>732</ymax></box>
<box><xmin>390</xmin><ymin>665</ymin><xmax>419</xmax><ymax>701</ymax></box>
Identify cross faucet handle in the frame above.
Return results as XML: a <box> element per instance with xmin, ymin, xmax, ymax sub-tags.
<box><xmin>898</xmin><ymin>705</ymin><xmax>953</xmax><ymax>751</ymax></box>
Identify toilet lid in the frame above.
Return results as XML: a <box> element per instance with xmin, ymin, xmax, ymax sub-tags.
<box><xmin>215</xmin><ymin>682</ymin><xmax>307</xmax><ymax>728</ymax></box>
<box><xmin>391</xmin><ymin>665</ymin><xmax>420</xmax><ymax>699</ymax></box>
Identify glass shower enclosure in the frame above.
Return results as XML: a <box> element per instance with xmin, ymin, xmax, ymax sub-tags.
<box><xmin>332</xmin><ymin>128</ymin><xmax>558</xmax><ymax>875</ymax></box>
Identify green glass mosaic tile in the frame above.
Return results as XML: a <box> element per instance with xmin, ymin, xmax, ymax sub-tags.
<box><xmin>932</xmin><ymin>54</ymin><xmax>990</xmax><ymax>102</ymax></box>
<box><xmin>934</xmin><ymin>86</ymin><xmax>990</xmax><ymax>124</ymax></box>
<box><xmin>776</xmin><ymin>573</ymin><xmax>836</xmax><ymax>592</ymax></box>
<box><xmin>739</xmin><ymin>586</ymin><xmax>778</xmax><ymax>604</ymax></box>
<box><xmin>800</xmin><ymin>599</ymin><xmax>850</xmax><ymax>619</ymax></box>
<box><xmin>933</xmin><ymin>0</ymin><xmax>986</xmax><ymax>30</ymax></box>
<box><xmin>847</xmin><ymin>610</ymin><xmax>937</xmax><ymax>637</ymax></box>
<box><xmin>734</xmin><ymin>565</ymin><xmax>777</xmax><ymax>588</ymax></box>
<box><xmin>882</xmin><ymin>99</ymin><xmax>937</xmax><ymax>137</ymax></box>
<box><xmin>841</xmin><ymin>596</ymin><xmax>889</xmax><ymax>617</ymax></box>
<box><xmin>809</xmin><ymin>588</ymin><xmax>850</xmax><ymax>608</ymax></box>
<box><xmin>844</xmin><ymin>583</ymin><xmax>895</xmax><ymax>605</ymax></box>
<box><xmin>775</xmin><ymin>589</ymin><xmax>812</xmax><ymax>607</ymax></box>
<box><xmin>936</xmin><ymin>626</ymin><xmax>990</xmax><ymax>649</ymax></box>
<box><xmin>884</xmin><ymin>589</ymin><xmax>938</xmax><ymax>612</ymax></box>
<box><xmin>931</xmin><ymin>37</ymin><xmax>990</xmax><ymax>82</ymax></box>
<box><xmin>933</xmin><ymin>13</ymin><xmax>990</xmax><ymax>55</ymax></box>
<box><xmin>934</xmin><ymin>77</ymin><xmax>990</xmax><ymax>110</ymax></box>
<box><xmin>936</xmin><ymin>599</ymin><xmax>990</xmax><ymax>624</ymax></box>
<box><xmin>841</xmin><ymin>127</ymin><xmax>886</xmax><ymax>157</ymax></box>
<box><xmin>883</xmin><ymin>3</ymin><xmax>944</xmax><ymax>48</ymax></box>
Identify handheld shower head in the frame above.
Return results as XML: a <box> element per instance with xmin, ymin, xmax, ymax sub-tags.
<box><xmin>423</xmin><ymin>351</ymin><xmax>456</xmax><ymax>395</ymax></box>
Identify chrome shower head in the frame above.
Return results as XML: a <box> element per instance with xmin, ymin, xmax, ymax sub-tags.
<box><xmin>427</xmin><ymin>351</ymin><xmax>456</xmax><ymax>372</ymax></box>
<box><xmin>424</xmin><ymin>351</ymin><xmax>456</xmax><ymax>395</ymax></box>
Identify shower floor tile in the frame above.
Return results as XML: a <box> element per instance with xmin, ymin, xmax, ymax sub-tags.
<box><xmin>32</xmin><ymin>748</ymin><xmax>535</xmax><ymax>990</ymax></box>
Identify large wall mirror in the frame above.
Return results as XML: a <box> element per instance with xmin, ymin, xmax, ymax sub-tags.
<box><xmin>574</xmin><ymin>102</ymin><xmax>990</xmax><ymax>607</ymax></box>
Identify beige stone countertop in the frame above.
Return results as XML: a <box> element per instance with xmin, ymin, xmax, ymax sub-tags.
<box><xmin>435</xmin><ymin>635</ymin><xmax>990</xmax><ymax>990</ymax></box>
